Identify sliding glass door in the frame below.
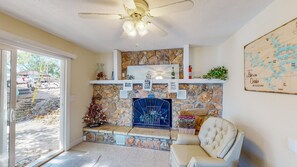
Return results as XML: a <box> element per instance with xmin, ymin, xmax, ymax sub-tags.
<box><xmin>0</xmin><ymin>45</ymin><xmax>16</xmax><ymax>167</ymax></box>
<box><xmin>0</xmin><ymin>42</ymin><xmax>69</xmax><ymax>167</ymax></box>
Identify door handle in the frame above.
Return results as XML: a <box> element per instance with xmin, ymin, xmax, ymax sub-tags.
<box><xmin>10</xmin><ymin>109</ymin><xmax>15</xmax><ymax>122</ymax></box>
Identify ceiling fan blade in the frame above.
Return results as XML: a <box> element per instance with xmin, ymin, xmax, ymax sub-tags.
<box><xmin>79</xmin><ymin>13</ymin><xmax>124</xmax><ymax>19</ymax></box>
<box><xmin>149</xmin><ymin>0</ymin><xmax>194</xmax><ymax>17</ymax></box>
<box><xmin>122</xmin><ymin>0</ymin><xmax>136</xmax><ymax>9</ymax></box>
<box><xmin>147</xmin><ymin>22</ymin><xmax>168</xmax><ymax>36</ymax></box>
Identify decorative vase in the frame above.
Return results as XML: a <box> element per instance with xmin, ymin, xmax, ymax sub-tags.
<box><xmin>96</xmin><ymin>63</ymin><xmax>107</xmax><ymax>80</ymax></box>
<box><xmin>96</xmin><ymin>63</ymin><xmax>104</xmax><ymax>74</ymax></box>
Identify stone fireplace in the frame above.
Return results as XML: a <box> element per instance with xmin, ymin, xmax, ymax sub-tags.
<box><xmin>93</xmin><ymin>83</ymin><xmax>223</xmax><ymax>129</ymax></box>
<box><xmin>85</xmin><ymin>47</ymin><xmax>225</xmax><ymax>151</ymax></box>
<box><xmin>132</xmin><ymin>98</ymin><xmax>172</xmax><ymax>129</ymax></box>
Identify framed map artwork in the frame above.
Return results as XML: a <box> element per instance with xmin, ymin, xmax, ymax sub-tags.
<box><xmin>244</xmin><ymin>18</ymin><xmax>297</xmax><ymax>94</ymax></box>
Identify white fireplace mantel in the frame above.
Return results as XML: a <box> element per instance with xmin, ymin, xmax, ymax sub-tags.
<box><xmin>89</xmin><ymin>79</ymin><xmax>226</xmax><ymax>85</ymax></box>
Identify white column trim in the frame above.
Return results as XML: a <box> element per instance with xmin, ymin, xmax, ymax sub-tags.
<box><xmin>113</xmin><ymin>50</ymin><xmax>121</xmax><ymax>80</ymax></box>
<box><xmin>183</xmin><ymin>44</ymin><xmax>190</xmax><ymax>79</ymax></box>
<box><xmin>63</xmin><ymin>58</ymin><xmax>71</xmax><ymax>150</ymax></box>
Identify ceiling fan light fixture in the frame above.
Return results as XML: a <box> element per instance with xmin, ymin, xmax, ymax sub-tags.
<box><xmin>79</xmin><ymin>0</ymin><xmax>194</xmax><ymax>38</ymax></box>
<box><xmin>127</xmin><ymin>29</ymin><xmax>137</xmax><ymax>37</ymax></box>
<box><xmin>123</xmin><ymin>20</ymin><xmax>148</xmax><ymax>37</ymax></box>
<box><xmin>123</xmin><ymin>21</ymin><xmax>135</xmax><ymax>32</ymax></box>
<box><xmin>123</xmin><ymin>21</ymin><xmax>137</xmax><ymax>37</ymax></box>
<box><xmin>138</xmin><ymin>29</ymin><xmax>148</xmax><ymax>36</ymax></box>
<box><xmin>136</xmin><ymin>21</ymin><xmax>146</xmax><ymax>31</ymax></box>
<box><xmin>136</xmin><ymin>21</ymin><xmax>148</xmax><ymax>36</ymax></box>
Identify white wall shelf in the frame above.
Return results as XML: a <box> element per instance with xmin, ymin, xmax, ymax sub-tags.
<box><xmin>90</xmin><ymin>79</ymin><xmax>226</xmax><ymax>85</ymax></box>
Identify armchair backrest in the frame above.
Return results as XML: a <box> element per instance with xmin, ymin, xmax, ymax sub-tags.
<box><xmin>223</xmin><ymin>130</ymin><xmax>244</xmax><ymax>167</ymax></box>
<box><xmin>198</xmin><ymin>117</ymin><xmax>238</xmax><ymax>158</ymax></box>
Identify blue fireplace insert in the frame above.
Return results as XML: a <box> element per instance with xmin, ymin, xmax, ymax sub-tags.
<box><xmin>132</xmin><ymin>98</ymin><xmax>172</xmax><ymax>129</ymax></box>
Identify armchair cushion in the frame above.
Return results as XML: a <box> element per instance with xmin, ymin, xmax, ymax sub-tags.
<box><xmin>188</xmin><ymin>156</ymin><xmax>226</xmax><ymax>167</ymax></box>
<box><xmin>171</xmin><ymin>144</ymin><xmax>208</xmax><ymax>167</ymax></box>
<box><xmin>198</xmin><ymin>117</ymin><xmax>237</xmax><ymax>158</ymax></box>
<box><xmin>175</xmin><ymin>134</ymin><xmax>200</xmax><ymax>145</ymax></box>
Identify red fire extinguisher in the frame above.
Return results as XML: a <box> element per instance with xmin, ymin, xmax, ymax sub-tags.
<box><xmin>189</xmin><ymin>65</ymin><xmax>192</xmax><ymax>79</ymax></box>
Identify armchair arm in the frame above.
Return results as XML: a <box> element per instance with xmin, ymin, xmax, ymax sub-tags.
<box><xmin>188</xmin><ymin>156</ymin><xmax>226</xmax><ymax>167</ymax></box>
<box><xmin>175</xmin><ymin>133</ymin><xmax>200</xmax><ymax>145</ymax></box>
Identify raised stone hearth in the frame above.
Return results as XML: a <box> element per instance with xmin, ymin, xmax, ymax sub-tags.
<box><xmin>83</xmin><ymin>124</ymin><xmax>177</xmax><ymax>151</ymax></box>
<box><xmin>129</xmin><ymin>127</ymin><xmax>171</xmax><ymax>139</ymax></box>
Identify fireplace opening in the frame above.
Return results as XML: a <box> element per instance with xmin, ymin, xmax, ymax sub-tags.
<box><xmin>132</xmin><ymin>98</ymin><xmax>172</xmax><ymax>129</ymax></box>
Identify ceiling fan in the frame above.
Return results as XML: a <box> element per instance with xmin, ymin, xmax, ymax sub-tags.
<box><xmin>79</xmin><ymin>0</ymin><xmax>194</xmax><ymax>37</ymax></box>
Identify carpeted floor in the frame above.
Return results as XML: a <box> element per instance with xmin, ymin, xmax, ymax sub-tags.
<box><xmin>42</xmin><ymin>142</ymin><xmax>170</xmax><ymax>167</ymax></box>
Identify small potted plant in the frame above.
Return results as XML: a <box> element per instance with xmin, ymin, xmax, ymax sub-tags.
<box><xmin>83</xmin><ymin>97</ymin><xmax>107</xmax><ymax>128</ymax></box>
<box><xmin>203</xmin><ymin>66</ymin><xmax>228</xmax><ymax>80</ymax></box>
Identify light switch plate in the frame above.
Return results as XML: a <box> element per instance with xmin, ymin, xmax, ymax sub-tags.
<box><xmin>120</xmin><ymin>90</ymin><xmax>128</xmax><ymax>99</ymax></box>
<box><xmin>288</xmin><ymin>138</ymin><xmax>297</xmax><ymax>154</ymax></box>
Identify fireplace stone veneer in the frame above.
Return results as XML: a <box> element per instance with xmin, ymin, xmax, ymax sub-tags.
<box><xmin>121</xmin><ymin>48</ymin><xmax>184</xmax><ymax>79</ymax></box>
<box><xmin>93</xmin><ymin>83</ymin><xmax>223</xmax><ymax>128</ymax></box>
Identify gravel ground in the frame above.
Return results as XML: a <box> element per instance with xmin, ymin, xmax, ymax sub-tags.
<box><xmin>15</xmin><ymin>116</ymin><xmax>60</xmax><ymax>167</ymax></box>
<box><xmin>15</xmin><ymin>85</ymin><xmax>61</xmax><ymax>167</ymax></box>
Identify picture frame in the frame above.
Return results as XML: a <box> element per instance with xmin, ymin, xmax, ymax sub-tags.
<box><xmin>120</xmin><ymin>90</ymin><xmax>128</xmax><ymax>99</ymax></box>
<box><xmin>123</xmin><ymin>81</ymin><xmax>133</xmax><ymax>91</ymax></box>
<box><xmin>143</xmin><ymin>79</ymin><xmax>152</xmax><ymax>91</ymax></box>
<box><xmin>168</xmin><ymin>81</ymin><xmax>179</xmax><ymax>93</ymax></box>
<box><xmin>244</xmin><ymin>17</ymin><xmax>297</xmax><ymax>94</ymax></box>
<box><xmin>177</xmin><ymin>90</ymin><xmax>187</xmax><ymax>99</ymax></box>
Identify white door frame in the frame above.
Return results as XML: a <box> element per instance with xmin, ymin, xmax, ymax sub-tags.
<box><xmin>0</xmin><ymin>43</ymin><xmax>17</xmax><ymax>167</ymax></box>
<box><xmin>9</xmin><ymin>48</ymin><xmax>16</xmax><ymax>167</ymax></box>
<box><xmin>0</xmin><ymin>48</ymin><xmax>11</xmax><ymax>167</ymax></box>
<box><xmin>0</xmin><ymin>41</ymin><xmax>72</xmax><ymax>165</ymax></box>
<box><xmin>60</xmin><ymin>58</ymin><xmax>71</xmax><ymax>150</ymax></box>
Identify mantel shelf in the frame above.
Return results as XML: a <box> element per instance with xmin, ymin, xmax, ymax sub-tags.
<box><xmin>89</xmin><ymin>79</ymin><xmax>226</xmax><ymax>85</ymax></box>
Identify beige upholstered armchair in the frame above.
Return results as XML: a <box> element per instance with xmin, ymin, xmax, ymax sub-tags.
<box><xmin>170</xmin><ymin>117</ymin><xmax>244</xmax><ymax>167</ymax></box>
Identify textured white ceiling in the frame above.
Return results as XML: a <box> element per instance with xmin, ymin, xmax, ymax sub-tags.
<box><xmin>0</xmin><ymin>0</ymin><xmax>273</xmax><ymax>53</ymax></box>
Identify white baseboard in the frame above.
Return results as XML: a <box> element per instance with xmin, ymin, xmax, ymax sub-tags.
<box><xmin>69</xmin><ymin>136</ymin><xmax>83</xmax><ymax>149</ymax></box>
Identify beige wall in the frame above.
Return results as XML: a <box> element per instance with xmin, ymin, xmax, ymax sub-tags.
<box><xmin>219</xmin><ymin>0</ymin><xmax>297</xmax><ymax>166</ymax></box>
<box><xmin>96</xmin><ymin>52</ymin><xmax>113</xmax><ymax>80</ymax></box>
<box><xmin>189</xmin><ymin>46</ymin><xmax>221</xmax><ymax>78</ymax></box>
<box><xmin>0</xmin><ymin>12</ymin><xmax>98</xmax><ymax>146</ymax></box>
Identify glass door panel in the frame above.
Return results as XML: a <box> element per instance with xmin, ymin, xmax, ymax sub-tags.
<box><xmin>15</xmin><ymin>50</ymin><xmax>63</xmax><ymax>166</ymax></box>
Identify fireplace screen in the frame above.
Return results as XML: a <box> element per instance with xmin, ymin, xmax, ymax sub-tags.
<box><xmin>132</xmin><ymin>98</ymin><xmax>172</xmax><ymax>129</ymax></box>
